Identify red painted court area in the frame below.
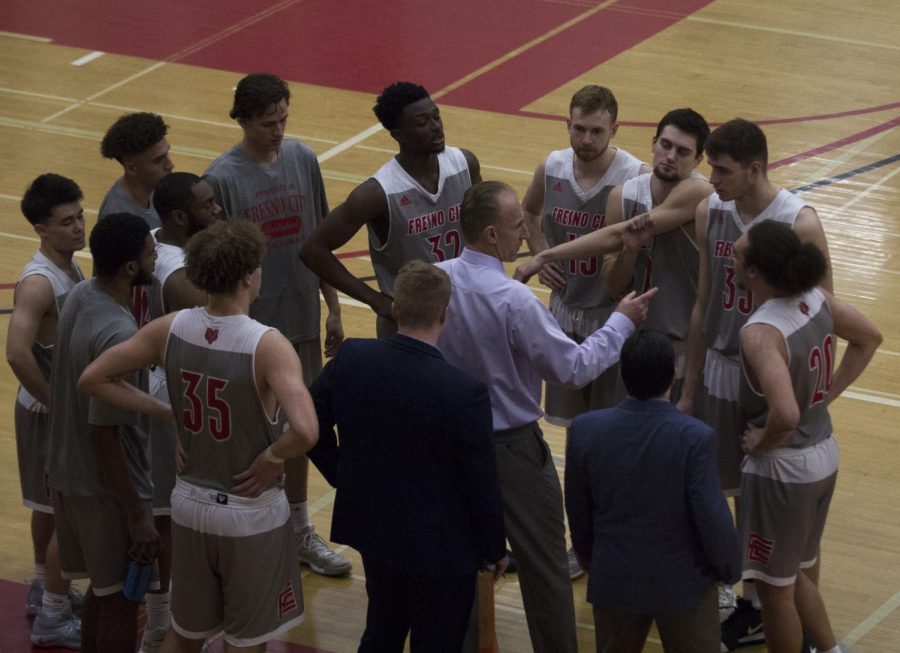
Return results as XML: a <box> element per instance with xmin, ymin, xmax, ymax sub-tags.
<box><xmin>1</xmin><ymin>0</ymin><xmax>712</xmax><ymax>114</ymax></box>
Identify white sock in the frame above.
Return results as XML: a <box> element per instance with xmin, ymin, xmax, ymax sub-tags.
<box><xmin>42</xmin><ymin>590</ymin><xmax>67</xmax><ymax>619</ymax></box>
<box><xmin>34</xmin><ymin>563</ymin><xmax>46</xmax><ymax>585</ymax></box>
<box><xmin>290</xmin><ymin>501</ymin><xmax>309</xmax><ymax>532</ymax></box>
<box><xmin>742</xmin><ymin>580</ymin><xmax>761</xmax><ymax>608</ymax></box>
<box><xmin>145</xmin><ymin>591</ymin><xmax>171</xmax><ymax>631</ymax></box>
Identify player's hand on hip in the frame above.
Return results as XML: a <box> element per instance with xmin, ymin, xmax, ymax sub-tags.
<box><xmin>232</xmin><ymin>452</ymin><xmax>284</xmax><ymax>498</ymax></box>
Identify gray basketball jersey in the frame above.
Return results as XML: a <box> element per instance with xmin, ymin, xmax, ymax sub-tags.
<box><xmin>15</xmin><ymin>251</ymin><xmax>84</xmax><ymax>410</ymax></box>
<box><xmin>98</xmin><ymin>177</ymin><xmax>161</xmax><ymax>229</ymax></box>
<box><xmin>165</xmin><ymin>308</ymin><xmax>282</xmax><ymax>494</ymax></box>
<box><xmin>148</xmin><ymin>231</ymin><xmax>186</xmax><ymax>320</ymax></box>
<box><xmin>621</xmin><ymin>173</ymin><xmax>698</xmax><ymax>341</ymax></box>
<box><xmin>740</xmin><ymin>289</ymin><xmax>834</xmax><ymax>448</ymax></box>
<box><xmin>542</xmin><ymin>147</ymin><xmax>644</xmax><ymax>309</ymax></box>
<box><xmin>704</xmin><ymin>190</ymin><xmax>807</xmax><ymax>356</ymax></box>
<box><xmin>205</xmin><ymin>139</ymin><xmax>329</xmax><ymax>342</ymax></box>
<box><xmin>47</xmin><ymin>280</ymin><xmax>151</xmax><ymax>498</ymax></box>
<box><xmin>369</xmin><ymin>146</ymin><xmax>471</xmax><ymax>297</ymax></box>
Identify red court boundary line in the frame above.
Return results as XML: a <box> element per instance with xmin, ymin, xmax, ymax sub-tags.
<box><xmin>770</xmin><ymin>115</ymin><xmax>900</xmax><ymax>169</ymax></box>
<box><xmin>0</xmin><ymin>283</ymin><xmax>15</xmax><ymax>290</ymax></box>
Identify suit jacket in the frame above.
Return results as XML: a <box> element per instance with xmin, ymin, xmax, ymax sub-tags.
<box><xmin>308</xmin><ymin>334</ymin><xmax>506</xmax><ymax>578</ymax></box>
<box><xmin>566</xmin><ymin>396</ymin><xmax>741</xmax><ymax>613</ymax></box>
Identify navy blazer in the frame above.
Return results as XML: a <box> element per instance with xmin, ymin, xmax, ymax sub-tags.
<box><xmin>566</xmin><ymin>396</ymin><xmax>741</xmax><ymax>613</ymax></box>
<box><xmin>308</xmin><ymin>334</ymin><xmax>506</xmax><ymax>578</ymax></box>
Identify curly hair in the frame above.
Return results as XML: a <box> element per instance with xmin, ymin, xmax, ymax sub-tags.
<box><xmin>229</xmin><ymin>73</ymin><xmax>290</xmax><ymax>121</ymax></box>
<box><xmin>21</xmin><ymin>173</ymin><xmax>83</xmax><ymax>225</ymax></box>
<box><xmin>372</xmin><ymin>82</ymin><xmax>430</xmax><ymax>130</ymax></box>
<box><xmin>185</xmin><ymin>221</ymin><xmax>267</xmax><ymax>295</ymax></box>
<box><xmin>100</xmin><ymin>112</ymin><xmax>169</xmax><ymax>162</ymax></box>
<box><xmin>90</xmin><ymin>213</ymin><xmax>150</xmax><ymax>277</ymax></box>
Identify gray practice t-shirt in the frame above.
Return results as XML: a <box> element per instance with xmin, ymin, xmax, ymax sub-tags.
<box><xmin>98</xmin><ymin>177</ymin><xmax>161</xmax><ymax>229</ymax></box>
<box><xmin>47</xmin><ymin>279</ymin><xmax>152</xmax><ymax>499</ymax></box>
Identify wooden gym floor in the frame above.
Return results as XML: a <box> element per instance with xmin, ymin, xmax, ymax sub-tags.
<box><xmin>0</xmin><ymin>0</ymin><xmax>898</xmax><ymax>650</ymax></box>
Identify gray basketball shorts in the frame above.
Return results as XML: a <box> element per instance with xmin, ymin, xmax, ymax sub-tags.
<box><xmin>293</xmin><ymin>336</ymin><xmax>323</xmax><ymax>387</ymax></box>
<box><xmin>52</xmin><ymin>491</ymin><xmax>158</xmax><ymax>596</ymax></box>
<box><xmin>739</xmin><ymin>436</ymin><xmax>838</xmax><ymax>586</ymax></box>
<box><xmin>15</xmin><ymin>401</ymin><xmax>52</xmax><ymax>513</ymax></box>
<box><xmin>544</xmin><ymin>295</ymin><xmax>624</xmax><ymax>427</ymax></box>
<box><xmin>169</xmin><ymin>478</ymin><xmax>304</xmax><ymax>648</ymax></box>
<box><xmin>696</xmin><ymin>349</ymin><xmax>744</xmax><ymax>496</ymax></box>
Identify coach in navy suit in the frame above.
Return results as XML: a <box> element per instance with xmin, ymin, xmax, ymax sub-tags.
<box><xmin>566</xmin><ymin>329</ymin><xmax>741</xmax><ymax>653</ymax></box>
<box><xmin>308</xmin><ymin>260</ymin><xmax>507</xmax><ymax>653</ymax></box>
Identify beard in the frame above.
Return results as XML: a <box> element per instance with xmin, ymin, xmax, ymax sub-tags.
<box><xmin>132</xmin><ymin>269</ymin><xmax>154</xmax><ymax>286</ymax></box>
<box><xmin>653</xmin><ymin>163</ymin><xmax>681</xmax><ymax>183</ymax></box>
<box><xmin>574</xmin><ymin>146</ymin><xmax>602</xmax><ymax>163</ymax></box>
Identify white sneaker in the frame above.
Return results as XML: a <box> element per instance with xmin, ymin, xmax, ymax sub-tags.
<box><xmin>297</xmin><ymin>525</ymin><xmax>351</xmax><ymax>576</ymax></box>
<box><xmin>31</xmin><ymin>608</ymin><xmax>81</xmax><ymax>649</ymax></box>
<box><xmin>139</xmin><ymin>626</ymin><xmax>169</xmax><ymax>653</ymax></box>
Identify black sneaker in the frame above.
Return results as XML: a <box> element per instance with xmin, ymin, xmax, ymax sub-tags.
<box><xmin>720</xmin><ymin>598</ymin><xmax>765</xmax><ymax>651</ymax></box>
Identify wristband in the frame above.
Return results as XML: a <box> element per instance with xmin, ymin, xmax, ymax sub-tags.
<box><xmin>263</xmin><ymin>445</ymin><xmax>284</xmax><ymax>464</ymax></box>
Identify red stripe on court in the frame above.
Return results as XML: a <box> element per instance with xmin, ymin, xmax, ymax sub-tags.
<box><xmin>770</xmin><ymin>115</ymin><xmax>900</xmax><ymax>169</ymax></box>
<box><xmin>336</xmin><ymin>249</ymin><xmax>369</xmax><ymax>260</ymax></box>
<box><xmin>0</xmin><ymin>283</ymin><xmax>15</xmax><ymax>290</ymax></box>
<box><xmin>439</xmin><ymin>0</ymin><xmax>714</xmax><ymax>113</ymax></box>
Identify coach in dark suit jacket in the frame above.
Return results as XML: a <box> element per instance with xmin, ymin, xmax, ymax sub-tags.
<box><xmin>566</xmin><ymin>330</ymin><xmax>741</xmax><ymax>653</ymax></box>
<box><xmin>308</xmin><ymin>260</ymin><xmax>507</xmax><ymax>653</ymax></box>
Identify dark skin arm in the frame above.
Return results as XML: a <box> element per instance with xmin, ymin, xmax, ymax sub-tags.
<box><xmin>300</xmin><ymin>179</ymin><xmax>394</xmax><ymax>320</ymax></box>
<box><xmin>91</xmin><ymin>424</ymin><xmax>160</xmax><ymax>563</ymax></box>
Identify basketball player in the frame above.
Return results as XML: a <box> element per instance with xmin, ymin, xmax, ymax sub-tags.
<box><xmin>602</xmin><ymin>108</ymin><xmax>713</xmax><ymax>400</ymax></box>
<box><xmin>47</xmin><ymin>213</ymin><xmax>160</xmax><ymax>653</ymax></box>
<box><xmin>300</xmin><ymin>81</ymin><xmax>481</xmax><ymax>338</ymax></box>
<box><xmin>205</xmin><ymin>72</ymin><xmax>349</xmax><ymax>576</ymax></box>
<box><xmin>78</xmin><ymin>220</ymin><xmax>320</xmax><ymax>653</ymax></box>
<box><xmin>138</xmin><ymin>171</ymin><xmax>221</xmax><ymax>653</ymax></box>
<box><xmin>734</xmin><ymin>220</ymin><xmax>880</xmax><ymax>653</ymax></box>
<box><xmin>675</xmin><ymin>119</ymin><xmax>832</xmax><ymax>649</ymax></box>
<box><xmin>520</xmin><ymin>86</ymin><xmax>648</xmax><ymax>436</ymax></box>
<box><xmin>7</xmin><ymin>174</ymin><xmax>85</xmax><ymax>648</ymax></box>
<box><xmin>99</xmin><ymin>112</ymin><xmax>174</xmax><ymax>227</ymax></box>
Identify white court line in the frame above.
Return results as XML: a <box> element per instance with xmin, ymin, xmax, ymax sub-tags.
<box><xmin>686</xmin><ymin>16</ymin><xmax>900</xmax><ymax>51</ymax></box>
<box><xmin>796</xmin><ymin>131</ymin><xmax>894</xmax><ymax>188</ymax></box>
<box><xmin>840</xmin><ymin>390</ymin><xmax>900</xmax><ymax>409</ymax></box>
<box><xmin>317</xmin><ymin>123</ymin><xmax>384</xmax><ymax>163</ymax></box>
<box><xmin>71</xmin><ymin>51</ymin><xmax>104</xmax><ymax>67</ymax></box>
<box><xmin>0</xmin><ymin>87</ymin><xmax>78</xmax><ymax>103</ymax></box>
<box><xmin>843</xmin><ymin>589</ymin><xmax>900</xmax><ymax>646</ymax></box>
<box><xmin>831</xmin><ymin>164</ymin><xmax>900</xmax><ymax>216</ymax></box>
<box><xmin>40</xmin><ymin>61</ymin><xmax>167</xmax><ymax>124</ymax></box>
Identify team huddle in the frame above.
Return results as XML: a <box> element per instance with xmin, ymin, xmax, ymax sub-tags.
<box><xmin>8</xmin><ymin>73</ymin><xmax>881</xmax><ymax>653</ymax></box>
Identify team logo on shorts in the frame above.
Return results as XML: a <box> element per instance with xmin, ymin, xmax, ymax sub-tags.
<box><xmin>277</xmin><ymin>580</ymin><xmax>297</xmax><ymax>617</ymax></box>
<box><xmin>205</xmin><ymin>328</ymin><xmax>219</xmax><ymax>344</ymax></box>
<box><xmin>747</xmin><ymin>533</ymin><xmax>775</xmax><ymax>565</ymax></box>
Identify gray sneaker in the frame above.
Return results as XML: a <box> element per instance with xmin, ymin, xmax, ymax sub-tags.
<box><xmin>567</xmin><ymin>548</ymin><xmax>585</xmax><ymax>580</ymax></box>
<box><xmin>26</xmin><ymin>580</ymin><xmax>85</xmax><ymax>617</ymax></box>
<box><xmin>31</xmin><ymin>608</ymin><xmax>82</xmax><ymax>649</ymax></box>
<box><xmin>297</xmin><ymin>525</ymin><xmax>352</xmax><ymax>576</ymax></box>
<box><xmin>139</xmin><ymin>626</ymin><xmax>168</xmax><ymax>653</ymax></box>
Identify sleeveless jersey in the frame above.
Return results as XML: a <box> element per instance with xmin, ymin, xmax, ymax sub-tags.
<box><xmin>369</xmin><ymin>146</ymin><xmax>471</xmax><ymax>297</ymax></box>
<box><xmin>739</xmin><ymin>289</ymin><xmax>834</xmax><ymax>448</ymax></box>
<box><xmin>542</xmin><ymin>147</ymin><xmax>644</xmax><ymax>309</ymax></box>
<box><xmin>205</xmin><ymin>139</ymin><xmax>329</xmax><ymax>342</ymax></box>
<box><xmin>621</xmin><ymin>173</ymin><xmax>699</xmax><ymax>341</ymax></box>
<box><xmin>704</xmin><ymin>189</ymin><xmax>807</xmax><ymax>356</ymax></box>
<box><xmin>165</xmin><ymin>308</ymin><xmax>282</xmax><ymax>493</ymax></box>
<box><xmin>148</xmin><ymin>230</ymin><xmax>186</xmax><ymax>320</ymax></box>
<box><xmin>16</xmin><ymin>251</ymin><xmax>84</xmax><ymax>410</ymax></box>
